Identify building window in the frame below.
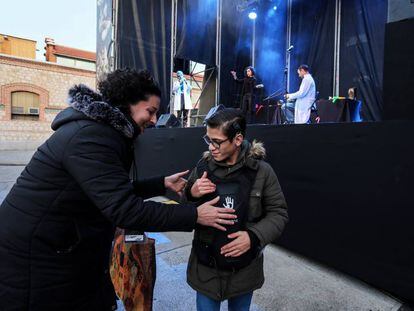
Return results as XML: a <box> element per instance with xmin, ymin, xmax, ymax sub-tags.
<box><xmin>56</xmin><ymin>55</ymin><xmax>96</xmax><ymax>71</ymax></box>
<box><xmin>11</xmin><ymin>91</ymin><xmax>40</xmax><ymax>121</ymax></box>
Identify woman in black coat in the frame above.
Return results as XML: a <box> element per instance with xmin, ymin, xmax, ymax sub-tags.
<box><xmin>0</xmin><ymin>69</ymin><xmax>236</xmax><ymax>310</ymax></box>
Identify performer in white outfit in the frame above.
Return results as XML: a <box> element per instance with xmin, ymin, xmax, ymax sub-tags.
<box><xmin>286</xmin><ymin>64</ymin><xmax>316</xmax><ymax>124</ymax></box>
<box><xmin>173</xmin><ymin>71</ymin><xmax>192</xmax><ymax>126</ymax></box>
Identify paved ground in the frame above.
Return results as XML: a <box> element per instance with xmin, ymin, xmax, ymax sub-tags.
<box><xmin>0</xmin><ymin>148</ymin><xmax>404</xmax><ymax>311</ymax></box>
<box><xmin>148</xmin><ymin>231</ymin><xmax>402</xmax><ymax>311</ymax></box>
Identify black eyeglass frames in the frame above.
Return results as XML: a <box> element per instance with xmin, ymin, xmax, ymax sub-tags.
<box><xmin>202</xmin><ymin>135</ymin><xmax>230</xmax><ymax>149</ymax></box>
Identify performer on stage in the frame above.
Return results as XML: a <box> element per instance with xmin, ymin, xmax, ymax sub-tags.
<box><xmin>285</xmin><ymin>64</ymin><xmax>316</xmax><ymax>124</ymax></box>
<box><xmin>231</xmin><ymin>66</ymin><xmax>256</xmax><ymax>123</ymax></box>
<box><xmin>173</xmin><ymin>70</ymin><xmax>192</xmax><ymax>126</ymax></box>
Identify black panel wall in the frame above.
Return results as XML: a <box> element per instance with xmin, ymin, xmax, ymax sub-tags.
<box><xmin>383</xmin><ymin>18</ymin><xmax>414</xmax><ymax>121</ymax></box>
<box><xmin>134</xmin><ymin>122</ymin><xmax>414</xmax><ymax>303</ymax></box>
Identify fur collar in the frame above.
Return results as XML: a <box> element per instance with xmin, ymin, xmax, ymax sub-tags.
<box><xmin>247</xmin><ymin>140</ymin><xmax>266</xmax><ymax>159</ymax></box>
<box><xmin>67</xmin><ymin>84</ymin><xmax>136</xmax><ymax>138</ymax></box>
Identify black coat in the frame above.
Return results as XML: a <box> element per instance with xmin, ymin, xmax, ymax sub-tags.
<box><xmin>0</xmin><ymin>85</ymin><xmax>197</xmax><ymax>310</ymax></box>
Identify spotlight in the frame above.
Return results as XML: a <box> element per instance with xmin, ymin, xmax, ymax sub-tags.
<box><xmin>273</xmin><ymin>6</ymin><xmax>277</xmax><ymax>10</ymax></box>
<box><xmin>248</xmin><ymin>11</ymin><xmax>257</xmax><ymax>20</ymax></box>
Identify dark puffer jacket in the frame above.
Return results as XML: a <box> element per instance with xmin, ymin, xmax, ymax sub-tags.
<box><xmin>0</xmin><ymin>85</ymin><xmax>197</xmax><ymax>311</ymax></box>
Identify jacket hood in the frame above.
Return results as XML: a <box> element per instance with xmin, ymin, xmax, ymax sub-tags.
<box><xmin>51</xmin><ymin>84</ymin><xmax>139</xmax><ymax>139</ymax></box>
<box><xmin>246</xmin><ymin>140</ymin><xmax>266</xmax><ymax>160</ymax></box>
<box><xmin>202</xmin><ymin>139</ymin><xmax>266</xmax><ymax>172</ymax></box>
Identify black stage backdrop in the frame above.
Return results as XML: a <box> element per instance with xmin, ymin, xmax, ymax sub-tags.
<box><xmin>116</xmin><ymin>0</ymin><xmax>171</xmax><ymax>112</ymax></box>
<box><xmin>175</xmin><ymin>0</ymin><xmax>217</xmax><ymax>66</ymax></box>
<box><xmin>254</xmin><ymin>1</ymin><xmax>287</xmax><ymax>100</ymax></box>
<box><xmin>115</xmin><ymin>0</ymin><xmax>387</xmax><ymax>117</ymax></box>
<box><xmin>219</xmin><ymin>0</ymin><xmax>253</xmax><ymax>107</ymax></box>
<box><xmin>339</xmin><ymin>0</ymin><xmax>387</xmax><ymax>121</ymax></box>
<box><xmin>134</xmin><ymin>122</ymin><xmax>414</xmax><ymax>303</ymax></box>
<box><xmin>172</xmin><ymin>0</ymin><xmax>254</xmax><ymax>108</ymax></box>
<box><xmin>289</xmin><ymin>0</ymin><xmax>335</xmax><ymax>100</ymax></box>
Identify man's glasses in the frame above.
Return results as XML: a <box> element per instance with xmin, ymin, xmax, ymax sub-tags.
<box><xmin>203</xmin><ymin>135</ymin><xmax>229</xmax><ymax>149</ymax></box>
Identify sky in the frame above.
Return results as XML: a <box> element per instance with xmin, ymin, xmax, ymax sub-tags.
<box><xmin>0</xmin><ymin>0</ymin><xmax>96</xmax><ymax>60</ymax></box>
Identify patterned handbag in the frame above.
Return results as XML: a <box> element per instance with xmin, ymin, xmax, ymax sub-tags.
<box><xmin>110</xmin><ymin>228</ymin><xmax>156</xmax><ymax>311</ymax></box>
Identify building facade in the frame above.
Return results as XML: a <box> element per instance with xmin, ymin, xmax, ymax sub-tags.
<box><xmin>0</xmin><ymin>35</ymin><xmax>96</xmax><ymax>149</ymax></box>
<box><xmin>0</xmin><ymin>34</ymin><xmax>36</xmax><ymax>60</ymax></box>
<box><xmin>44</xmin><ymin>37</ymin><xmax>96</xmax><ymax>71</ymax></box>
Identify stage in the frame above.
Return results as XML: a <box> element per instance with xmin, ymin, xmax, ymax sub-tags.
<box><xmin>134</xmin><ymin>120</ymin><xmax>414</xmax><ymax>303</ymax></box>
<box><xmin>98</xmin><ymin>0</ymin><xmax>414</xmax><ymax>304</ymax></box>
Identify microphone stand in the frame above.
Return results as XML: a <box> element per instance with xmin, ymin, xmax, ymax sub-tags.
<box><xmin>263</xmin><ymin>87</ymin><xmax>284</xmax><ymax>102</ymax></box>
<box><xmin>279</xmin><ymin>46</ymin><xmax>293</xmax><ymax>124</ymax></box>
<box><xmin>284</xmin><ymin>47</ymin><xmax>293</xmax><ymax>96</ymax></box>
<box><xmin>263</xmin><ymin>87</ymin><xmax>284</xmax><ymax>124</ymax></box>
<box><xmin>179</xmin><ymin>78</ymin><xmax>185</xmax><ymax>128</ymax></box>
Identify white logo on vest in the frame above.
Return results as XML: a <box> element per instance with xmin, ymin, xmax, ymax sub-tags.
<box><xmin>223</xmin><ymin>196</ymin><xmax>234</xmax><ymax>209</ymax></box>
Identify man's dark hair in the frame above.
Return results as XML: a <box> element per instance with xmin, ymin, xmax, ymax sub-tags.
<box><xmin>298</xmin><ymin>64</ymin><xmax>310</xmax><ymax>72</ymax></box>
<box><xmin>245</xmin><ymin>66</ymin><xmax>256</xmax><ymax>76</ymax></box>
<box><xmin>98</xmin><ymin>68</ymin><xmax>161</xmax><ymax>113</ymax></box>
<box><xmin>206</xmin><ymin>108</ymin><xmax>246</xmax><ymax>140</ymax></box>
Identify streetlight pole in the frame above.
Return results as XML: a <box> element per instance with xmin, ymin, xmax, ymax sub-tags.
<box><xmin>215</xmin><ymin>0</ymin><xmax>222</xmax><ymax>106</ymax></box>
<box><xmin>252</xmin><ymin>18</ymin><xmax>256</xmax><ymax>67</ymax></box>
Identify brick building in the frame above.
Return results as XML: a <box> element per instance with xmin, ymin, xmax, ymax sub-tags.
<box><xmin>0</xmin><ymin>35</ymin><xmax>96</xmax><ymax>149</ymax></box>
<box><xmin>44</xmin><ymin>37</ymin><xmax>96</xmax><ymax>71</ymax></box>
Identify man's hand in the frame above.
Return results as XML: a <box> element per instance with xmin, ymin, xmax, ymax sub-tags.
<box><xmin>191</xmin><ymin>171</ymin><xmax>216</xmax><ymax>198</ymax></box>
<box><xmin>220</xmin><ymin>231</ymin><xmax>251</xmax><ymax>257</ymax></box>
<box><xmin>164</xmin><ymin>170</ymin><xmax>189</xmax><ymax>196</ymax></box>
<box><xmin>197</xmin><ymin>196</ymin><xmax>237</xmax><ymax>231</ymax></box>
<box><xmin>285</xmin><ymin>94</ymin><xmax>290</xmax><ymax>100</ymax></box>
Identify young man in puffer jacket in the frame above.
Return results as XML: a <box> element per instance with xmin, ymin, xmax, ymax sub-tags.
<box><xmin>184</xmin><ymin>108</ymin><xmax>289</xmax><ymax>311</ymax></box>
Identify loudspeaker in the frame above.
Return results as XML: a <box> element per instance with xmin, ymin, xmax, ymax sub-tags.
<box><xmin>204</xmin><ymin>105</ymin><xmax>226</xmax><ymax>124</ymax></box>
<box><xmin>155</xmin><ymin>114</ymin><xmax>181</xmax><ymax>128</ymax></box>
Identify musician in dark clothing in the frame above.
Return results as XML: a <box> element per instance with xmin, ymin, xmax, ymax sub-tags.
<box><xmin>231</xmin><ymin>66</ymin><xmax>256</xmax><ymax>123</ymax></box>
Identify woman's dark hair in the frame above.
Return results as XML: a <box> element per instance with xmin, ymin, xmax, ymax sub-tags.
<box><xmin>245</xmin><ymin>66</ymin><xmax>255</xmax><ymax>77</ymax></box>
<box><xmin>206</xmin><ymin>108</ymin><xmax>246</xmax><ymax>140</ymax></box>
<box><xmin>98</xmin><ymin>68</ymin><xmax>161</xmax><ymax>112</ymax></box>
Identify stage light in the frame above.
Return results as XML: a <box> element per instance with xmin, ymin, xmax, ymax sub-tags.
<box><xmin>248</xmin><ymin>11</ymin><xmax>257</xmax><ymax>20</ymax></box>
<box><xmin>273</xmin><ymin>6</ymin><xmax>277</xmax><ymax>11</ymax></box>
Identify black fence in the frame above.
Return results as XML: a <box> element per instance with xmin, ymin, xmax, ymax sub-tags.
<box><xmin>134</xmin><ymin>121</ymin><xmax>414</xmax><ymax>303</ymax></box>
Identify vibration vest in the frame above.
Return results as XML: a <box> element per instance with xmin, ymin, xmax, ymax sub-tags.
<box><xmin>193</xmin><ymin>159</ymin><xmax>258</xmax><ymax>270</ymax></box>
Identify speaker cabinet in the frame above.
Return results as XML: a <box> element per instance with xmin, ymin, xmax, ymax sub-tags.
<box><xmin>155</xmin><ymin>114</ymin><xmax>181</xmax><ymax>128</ymax></box>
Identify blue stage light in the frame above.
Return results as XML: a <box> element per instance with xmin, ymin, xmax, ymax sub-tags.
<box><xmin>273</xmin><ymin>6</ymin><xmax>277</xmax><ymax>11</ymax></box>
<box><xmin>248</xmin><ymin>11</ymin><xmax>257</xmax><ymax>20</ymax></box>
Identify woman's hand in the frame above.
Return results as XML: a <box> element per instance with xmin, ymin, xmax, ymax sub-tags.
<box><xmin>197</xmin><ymin>196</ymin><xmax>237</xmax><ymax>231</ymax></box>
<box><xmin>191</xmin><ymin>171</ymin><xmax>216</xmax><ymax>198</ymax></box>
<box><xmin>220</xmin><ymin>231</ymin><xmax>251</xmax><ymax>257</ymax></box>
<box><xmin>164</xmin><ymin>170</ymin><xmax>189</xmax><ymax>196</ymax></box>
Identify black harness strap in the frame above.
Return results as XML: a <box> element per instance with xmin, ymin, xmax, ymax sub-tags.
<box><xmin>193</xmin><ymin>157</ymin><xmax>259</xmax><ymax>271</ymax></box>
